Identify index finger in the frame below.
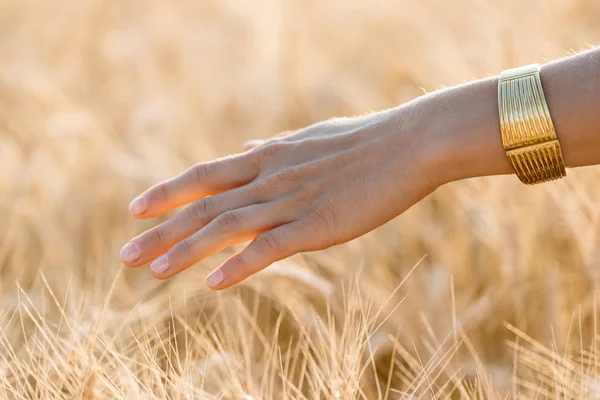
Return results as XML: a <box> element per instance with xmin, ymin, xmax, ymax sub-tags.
<box><xmin>129</xmin><ymin>153</ymin><xmax>259</xmax><ymax>218</ymax></box>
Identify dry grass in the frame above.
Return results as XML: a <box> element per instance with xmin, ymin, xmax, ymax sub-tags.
<box><xmin>0</xmin><ymin>0</ymin><xmax>600</xmax><ymax>398</ymax></box>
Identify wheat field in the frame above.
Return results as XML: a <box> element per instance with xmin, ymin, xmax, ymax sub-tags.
<box><xmin>1</xmin><ymin>0</ymin><xmax>600</xmax><ymax>398</ymax></box>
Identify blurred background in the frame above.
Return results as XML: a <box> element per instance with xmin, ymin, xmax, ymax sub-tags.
<box><xmin>0</xmin><ymin>0</ymin><xmax>599</xmax><ymax>398</ymax></box>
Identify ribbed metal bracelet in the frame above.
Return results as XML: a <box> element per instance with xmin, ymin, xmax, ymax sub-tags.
<box><xmin>498</xmin><ymin>64</ymin><xmax>566</xmax><ymax>184</ymax></box>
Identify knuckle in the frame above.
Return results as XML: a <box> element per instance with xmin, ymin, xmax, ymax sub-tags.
<box><xmin>190</xmin><ymin>198</ymin><xmax>211</xmax><ymax>224</ymax></box>
<box><xmin>312</xmin><ymin>198</ymin><xmax>338</xmax><ymax>233</ymax></box>
<box><xmin>256</xmin><ymin>141</ymin><xmax>285</xmax><ymax>160</ymax></box>
<box><xmin>243</xmin><ymin>148</ymin><xmax>262</xmax><ymax>169</ymax></box>
<box><xmin>215</xmin><ymin>211</ymin><xmax>242</xmax><ymax>231</ymax></box>
<box><xmin>173</xmin><ymin>238</ymin><xmax>194</xmax><ymax>258</ymax></box>
<box><xmin>192</xmin><ymin>162</ymin><xmax>215</xmax><ymax>184</ymax></box>
<box><xmin>274</xmin><ymin>166</ymin><xmax>301</xmax><ymax>183</ymax></box>
<box><xmin>259</xmin><ymin>166</ymin><xmax>303</xmax><ymax>191</ymax></box>
<box><xmin>254</xmin><ymin>231</ymin><xmax>283</xmax><ymax>255</ymax></box>
<box><xmin>228</xmin><ymin>254</ymin><xmax>247</xmax><ymax>273</ymax></box>
<box><xmin>153</xmin><ymin>182</ymin><xmax>169</xmax><ymax>202</ymax></box>
<box><xmin>244</xmin><ymin>181</ymin><xmax>264</xmax><ymax>199</ymax></box>
<box><xmin>149</xmin><ymin>227</ymin><xmax>166</xmax><ymax>246</ymax></box>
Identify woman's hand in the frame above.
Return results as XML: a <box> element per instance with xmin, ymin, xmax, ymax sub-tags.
<box><xmin>119</xmin><ymin>48</ymin><xmax>600</xmax><ymax>290</ymax></box>
<box><xmin>120</xmin><ymin>107</ymin><xmax>442</xmax><ymax>290</ymax></box>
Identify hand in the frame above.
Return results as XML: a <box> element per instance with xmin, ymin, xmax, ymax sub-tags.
<box><xmin>120</xmin><ymin>107</ymin><xmax>441</xmax><ymax>290</ymax></box>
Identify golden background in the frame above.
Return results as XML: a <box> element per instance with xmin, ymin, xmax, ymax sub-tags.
<box><xmin>0</xmin><ymin>0</ymin><xmax>599</xmax><ymax>398</ymax></box>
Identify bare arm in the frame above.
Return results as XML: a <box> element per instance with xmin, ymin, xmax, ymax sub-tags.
<box><xmin>423</xmin><ymin>48</ymin><xmax>600</xmax><ymax>184</ymax></box>
<box><xmin>120</xmin><ymin>48</ymin><xmax>600</xmax><ymax>290</ymax></box>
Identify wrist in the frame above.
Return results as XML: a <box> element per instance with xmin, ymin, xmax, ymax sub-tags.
<box><xmin>409</xmin><ymin>77</ymin><xmax>513</xmax><ymax>185</ymax></box>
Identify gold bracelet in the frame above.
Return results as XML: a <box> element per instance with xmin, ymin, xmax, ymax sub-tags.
<box><xmin>498</xmin><ymin>64</ymin><xmax>566</xmax><ymax>184</ymax></box>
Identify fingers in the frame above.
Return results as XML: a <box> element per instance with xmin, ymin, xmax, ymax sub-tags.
<box><xmin>205</xmin><ymin>221</ymin><xmax>308</xmax><ymax>290</ymax></box>
<box><xmin>129</xmin><ymin>153</ymin><xmax>259</xmax><ymax>219</ymax></box>
<box><xmin>148</xmin><ymin>202</ymin><xmax>292</xmax><ymax>280</ymax></box>
<box><xmin>120</xmin><ymin>184</ymin><xmax>262</xmax><ymax>267</ymax></box>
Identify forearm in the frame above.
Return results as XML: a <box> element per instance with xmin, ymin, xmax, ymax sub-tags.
<box><xmin>409</xmin><ymin>48</ymin><xmax>600</xmax><ymax>184</ymax></box>
<box><xmin>543</xmin><ymin>49</ymin><xmax>600</xmax><ymax>168</ymax></box>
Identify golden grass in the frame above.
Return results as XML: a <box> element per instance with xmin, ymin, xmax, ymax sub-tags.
<box><xmin>1</xmin><ymin>0</ymin><xmax>600</xmax><ymax>398</ymax></box>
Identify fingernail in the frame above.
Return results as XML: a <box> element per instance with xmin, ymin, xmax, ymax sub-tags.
<box><xmin>206</xmin><ymin>269</ymin><xmax>224</xmax><ymax>288</ymax></box>
<box><xmin>129</xmin><ymin>196</ymin><xmax>147</xmax><ymax>215</ymax></box>
<box><xmin>150</xmin><ymin>255</ymin><xmax>170</xmax><ymax>274</ymax></box>
<box><xmin>120</xmin><ymin>242</ymin><xmax>140</xmax><ymax>263</ymax></box>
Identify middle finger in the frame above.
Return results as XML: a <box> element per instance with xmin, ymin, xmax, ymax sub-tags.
<box><xmin>121</xmin><ymin>183</ymin><xmax>263</xmax><ymax>267</ymax></box>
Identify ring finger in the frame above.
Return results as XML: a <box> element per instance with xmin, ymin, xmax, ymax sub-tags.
<box><xmin>121</xmin><ymin>183</ymin><xmax>264</xmax><ymax>267</ymax></box>
<box><xmin>149</xmin><ymin>201</ymin><xmax>292</xmax><ymax>279</ymax></box>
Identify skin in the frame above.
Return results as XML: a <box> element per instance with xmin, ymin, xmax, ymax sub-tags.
<box><xmin>120</xmin><ymin>48</ymin><xmax>600</xmax><ymax>290</ymax></box>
